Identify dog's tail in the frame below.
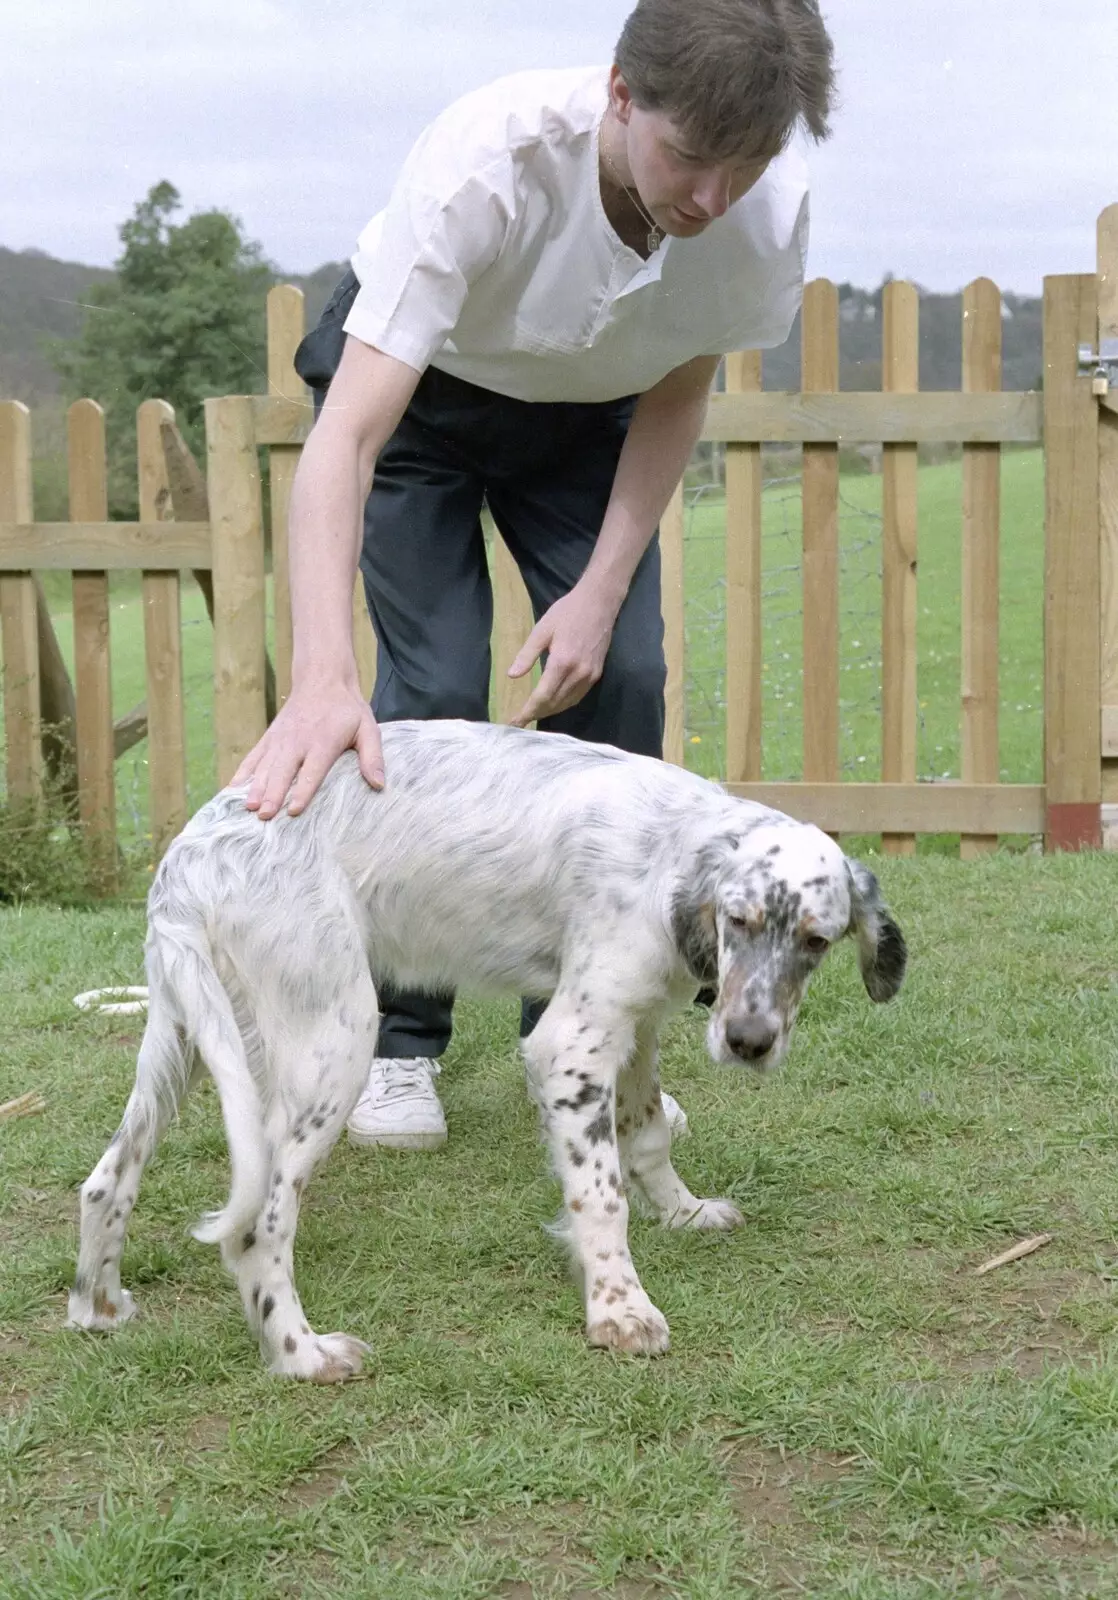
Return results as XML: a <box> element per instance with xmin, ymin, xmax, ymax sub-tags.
<box><xmin>138</xmin><ymin>915</ymin><xmax>270</xmax><ymax>1248</ymax></box>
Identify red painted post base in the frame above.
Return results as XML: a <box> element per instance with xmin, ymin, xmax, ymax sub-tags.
<box><xmin>1045</xmin><ymin>802</ymin><xmax>1103</xmax><ymax>852</ymax></box>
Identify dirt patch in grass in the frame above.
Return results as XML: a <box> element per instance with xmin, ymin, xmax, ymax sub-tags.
<box><xmin>282</xmin><ymin>1443</ymin><xmax>361</xmax><ymax>1510</ymax></box>
<box><xmin>498</xmin><ymin>1584</ymin><xmax>661</xmax><ymax>1599</ymax></box>
<box><xmin>726</xmin><ymin>1443</ymin><xmax>854</xmax><ymax>1529</ymax></box>
<box><xmin>181</xmin><ymin>1413</ymin><xmax>230</xmax><ymax>1453</ymax></box>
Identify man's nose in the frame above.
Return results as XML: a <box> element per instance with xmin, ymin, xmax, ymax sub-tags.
<box><xmin>692</xmin><ymin>169</ymin><xmax>732</xmax><ymax>219</ymax></box>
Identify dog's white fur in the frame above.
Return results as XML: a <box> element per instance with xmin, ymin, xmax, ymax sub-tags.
<box><xmin>69</xmin><ymin>720</ymin><xmax>906</xmax><ymax>1376</ymax></box>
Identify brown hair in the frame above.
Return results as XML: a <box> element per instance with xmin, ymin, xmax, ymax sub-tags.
<box><xmin>614</xmin><ymin>0</ymin><xmax>836</xmax><ymax>159</ymax></box>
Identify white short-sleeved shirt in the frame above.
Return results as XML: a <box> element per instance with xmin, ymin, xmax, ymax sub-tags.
<box><xmin>344</xmin><ymin>66</ymin><xmax>809</xmax><ymax>404</ymax></box>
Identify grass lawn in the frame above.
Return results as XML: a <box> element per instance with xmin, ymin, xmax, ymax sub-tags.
<box><xmin>4</xmin><ymin>847</ymin><xmax>1118</xmax><ymax>1597</ymax></box>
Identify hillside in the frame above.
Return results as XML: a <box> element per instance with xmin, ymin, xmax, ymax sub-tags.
<box><xmin>0</xmin><ymin>247</ymin><xmax>348</xmax><ymax>406</ymax></box>
<box><xmin>0</xmin><ymin>245</ymin><xmax>1044</xmax><ymax>406</ymax></box>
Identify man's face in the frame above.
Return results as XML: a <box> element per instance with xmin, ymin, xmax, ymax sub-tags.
<box><xmin>611</xmin><ymin>72</ymin><xmax>776</xmax><ymax>238</ymax></box>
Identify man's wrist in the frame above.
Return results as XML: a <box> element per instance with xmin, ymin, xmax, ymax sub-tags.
<box><xmin>290</xmin><ymin>654</ymin><xmax>362</xmax><ymax>695</ymax></box>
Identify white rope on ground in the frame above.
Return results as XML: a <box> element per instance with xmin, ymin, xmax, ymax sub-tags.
<box><xmin>73</xmin><ymin>988</ymin><xmax>149</xmax><ymax>1015</ymax></box>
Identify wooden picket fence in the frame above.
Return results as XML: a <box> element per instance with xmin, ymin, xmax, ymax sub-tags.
<box><xmin>1</xmin><ymin>203</ymin><xmax>1116</xmax><ymax>882</ymax></box>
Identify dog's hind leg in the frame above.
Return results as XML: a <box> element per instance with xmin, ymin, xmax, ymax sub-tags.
<box><xmin>219</xmin><ymin>908</ymin><xmax>380</xmax><ymax>1382</ymax></box>
<box><xmin>69</xmin><ymin>982</ymin><xmax>201</xmax><ymax>1332</ymax></box>
<box><xmin>617</xmin><ymin>1018</ymin><xmax>743</xmax><ymax>1233</ymax></box>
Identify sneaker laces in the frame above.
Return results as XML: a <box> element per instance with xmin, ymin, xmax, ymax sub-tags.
<box><xmin>362</xmin><ymin>1058</ymin><xmax>441</xmax><ymax>1106</ymax></box>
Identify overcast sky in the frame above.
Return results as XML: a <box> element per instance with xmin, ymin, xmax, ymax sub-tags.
<box><xmin>3</xmin><ymin>0</ymin><xmax>1116</xmax><ymax>294</ymax></box>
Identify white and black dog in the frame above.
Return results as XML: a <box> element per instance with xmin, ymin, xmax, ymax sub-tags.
<box><xmin>69</xmin><ymin>720</ymin><xmax>906</xmax><ymax>1377</ymax></box>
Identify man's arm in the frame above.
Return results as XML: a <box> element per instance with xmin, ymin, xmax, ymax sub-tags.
<box><xmin>233</xmin><ymin>336</ymin><xmax>422</xmax><ymax>818</ymax></box>
<box><xmin>508</xmin><ymin>352</ymin><xmax>720</xmax><ymax>727</ymax></box>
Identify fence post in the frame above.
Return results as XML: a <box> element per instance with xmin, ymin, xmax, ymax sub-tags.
<box><xmin>69</xmin><ymin>399</ymin><xmax>117</xmax><ymax>890</ymax></box>
<box><xmin>724</xmin><ymin>350</ymin><xmax>763</xmax><ymax>782</ymax></box>
<box><xmin>960</xmin><ymin>278</ymin><xmax>1002</xmax><ymax>858</ymax></box>
<box><xmin>138</xmin><ymin>399</ymin><xmax>188</xmax><ymax>858</ymax></box>
<box><xmin>801</xmin><ymin>281</ymin><xmax>839</xmax><ymax>788</ymax></box>
<box><xmin>206</xmin><ymin>395</ymin><xmax>268</xmax><ymax>788</ymax></box>
<box><xmin>881</xmin><ymin>282</ymin><xmax>919</xmax><ymax>854</ymax></box>
<box><xmin>1043</xmin><ymin>274</ymin><xmax>1101</xmax><ymax>849</ymax></box>
<box><xmin>266</xmin><ymin>285</ymin><xmax>307</xmax><ymax>707</ymax></box>
<box><xmin>492</xmin><ymin>534</ymin><xmax>536</xmax><ymax>726</ymax></box>
<box><xmin>1098</xmin><ymin>206</ymin><xmax>1118</xmax><ymax>839</ymax></box>
<box><xmin>0</xmin><ymin>402</ymin><xmax>41</xmax><ymax>805</ymax></box>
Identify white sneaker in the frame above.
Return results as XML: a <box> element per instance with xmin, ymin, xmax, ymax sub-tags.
<box><xmin>661</xmin><ymin>1091</ymin><xmax>689</xmax><ymax>1139</ymax></box>
<box><xmin>347</xmin><ymin>1058</ymin><xmax>448</xmax><ymax>1150</ymax></box>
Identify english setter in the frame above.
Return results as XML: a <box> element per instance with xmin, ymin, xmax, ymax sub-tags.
<box><xmin>69</xmin><ymin>720</ymin><xmax>906</xmax><ymax>1377</ymax></box>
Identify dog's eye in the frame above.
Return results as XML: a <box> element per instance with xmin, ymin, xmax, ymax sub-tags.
<box><xmin>804</xmin><ymin>934</ymin><xmax>829</xmax><ymax>955</ymax></box>
<box><xmin>727</xmin><ymin>913</ymin><xmax>752</xmax><ymax>933</ymax></box>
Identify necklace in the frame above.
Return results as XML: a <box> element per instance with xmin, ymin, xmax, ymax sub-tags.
<box><xmin>603</xmin><ymin>141</ymin><xmax>663</xmax><ymax>255</ymax></box>
<box><xmin>624</xmin><ymin>182</ymin><xmax>664</xmax><ymax>256</ymax></box>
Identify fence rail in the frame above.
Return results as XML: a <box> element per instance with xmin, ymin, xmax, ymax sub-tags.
<box><xmin>1</xmin><ymin>201</ymin><xmax>1116</xmax><ymax>882</ymax></box>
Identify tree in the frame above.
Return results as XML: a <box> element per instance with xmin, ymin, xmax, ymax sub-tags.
<box><xmin>52</xmin><ymin>182</ymin><xmax>273</xmax><ymax>514</ymax></box>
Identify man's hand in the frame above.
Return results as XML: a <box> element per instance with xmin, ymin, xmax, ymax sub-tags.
<box><xmin>232</xmin><ymin>679</ymin><xmax>385</xmax><ymax>820</ymax></box>
<box><xmin>507</xmin><ymin>582</ymin><xmax>619</xmax><ymax>727</ymax></box>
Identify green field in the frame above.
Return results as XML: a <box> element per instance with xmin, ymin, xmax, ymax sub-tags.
<box><xmin>679</xmin><ymin>447</ymin><xmax>1044</xmax><ymax>787</ymax></box>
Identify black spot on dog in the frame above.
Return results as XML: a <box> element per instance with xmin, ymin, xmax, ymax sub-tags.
<box><xmin>585</xmin><ymin>1104</ymin><xmax>613</xmax><ymax>1145</ymax></box>
<box><xmin>261</xmin><ymin>1294</ymin><xmax>275</xmax><ymax>1321</ymax></box>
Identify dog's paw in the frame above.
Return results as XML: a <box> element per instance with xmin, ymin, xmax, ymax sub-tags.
<box><xmin>667</xmin><ymin>1197</ymin><xmax>743</xmax><ymax>1231</ymax></box>
<box><xmin>268</xmin><ymin>1329</ymin><xmax>370</xmax><ymax>1383</ymax></box>
<box><xmin>586</xmin><ymin>1301</ymin><xmax>670</xmax><ymax>1356</ymax></box>
<box><xmin>67</xmin><ymin>1286</ymin><xmax>137</xmax><ymax>1331</ymax></box>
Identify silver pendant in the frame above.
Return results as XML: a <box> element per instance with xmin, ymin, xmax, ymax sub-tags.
<box><xmin>647</xmin><ymin>226</ymin><xmax>663</xmax><ymax>253</ymax></box>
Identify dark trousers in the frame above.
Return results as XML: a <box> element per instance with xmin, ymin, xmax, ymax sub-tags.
<box><xmin>295</xmin><ymin>272</ymin><xmax>667</xmax><ymax>1058</ymax></box>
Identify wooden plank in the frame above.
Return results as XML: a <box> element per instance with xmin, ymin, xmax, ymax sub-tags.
<box><xmin>251</xmin><ymin>393</ymin><xmax>317</xmax><ymax>445</ymax></box>
<box><xmin>266</xmin><ymin>285</ymin><xmax>307</xmax><ymax>708</ymax></box>
<box><xmin>703</xmin><ymin>390</ymin><xmax>1042</xmax><ymax>443</ymax></box>
<box><xmin>961</xmin><ymin>278</ymin><xmax>1002</xmax><ymax>858</ymax></box>
<box><xmin>34</xmin><ymin>576</ymin><xmax>78</xmax><ymax>805</ymax></box>
<box><xmin>159</xmin><ymin>415</ymin><xmax>277</xmax><ymax>725</ymax></box>
<box><xmin>137</xmin><ymin>400</ymin><xmax>188</xmax><ymax>858</ymax></box>
<box><xmin>0</xmin><ymin>403</ymin><xmax>41</xmax><ymax>803</ymax></box>
<box><xmin>1102</xmin><ymin>703</ymin><xmax>1118</xmax><ymax>757</ymax></box>
<box><xmin>205</xmin><ymin>395</ymin><xmax>268</xmax><ymax>787</ymax></box>
<box><xmin>801</xmin><ymin>281</ymin><xmax>839</xmax><ymax>785</ymax></box>
<box><xmin>68</xmin><ymin>399</ymin><xmax>116</xmax><ymax>890</ymax></box>
<box><xmin>491</xmin><ymin>531</ymin><xmax>535</xmax><ymax>726</ymax></box>
<box><xmin>881</xmin><ymin>281</ymin><xmax>919</xmax><ymax>855</ymax></box>
<box><xmin>660</xmin><ymin>481</ymin><xmax>686</xmax><ymax>764</ymax></box>
<box><xmin>1098</xmin><ymin>207</ymin><xmax>1118</xmax><ymax>816</ymax></box>
<box><xmin>1044</xmin><ymin>273</ymin><xmax>1101</xmax><ymax>849</ymax></box>
<box><xmin>723</xmin><ymin>781</ymin><xmax>1045</xmax><ymax>835</ymax></box>
<box><xmin>724</xmin><ymin>350</ymin><xmax>763</xmax><ymax>782</ymax></box>
<box><xmin>0</xmin><ymin>522</ymin><xmax>212</xmax><ymax>569</ymax></box>
<box><xmin>250</xmin><ymin>390</ymin><xmax>1044</xmax><ymax>449</ymax></box>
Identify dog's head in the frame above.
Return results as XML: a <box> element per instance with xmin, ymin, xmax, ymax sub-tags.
<box><xmin>671</xmin><ymin>820</ymin><xmax>906</xmax><ymax>1070</ymax></box>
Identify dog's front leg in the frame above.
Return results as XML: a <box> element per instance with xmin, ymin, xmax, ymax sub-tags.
<box><xmin>617</xmin><ymin>1018</ymin><xmax>743</xmax><ymax>1233</ymax></box>
<box><xmin>523</xmin><ymin>999</ymin><xmax>669</xmax><ymax>1356</ymax></box>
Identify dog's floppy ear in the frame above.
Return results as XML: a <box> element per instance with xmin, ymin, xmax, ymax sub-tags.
<box><xmin>671</xmin><ymin>838</ymin><xmax>732</xmax><ymax>985</ymax></box>
<box><xmin>670</xmin><ymin>887</ymin><xmax>718</xmax><ymax>984</ymax></box>
<box><xmin>845</xmin><ymin>859</ymin><xmax>907</xmax><ymax>1002</ymax></box>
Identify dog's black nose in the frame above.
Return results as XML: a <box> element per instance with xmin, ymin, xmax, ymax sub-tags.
<box><xmin>724</xmin><ymin>1017</ymin><xmax>778</xmax><ymax>1061</ymax></box>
